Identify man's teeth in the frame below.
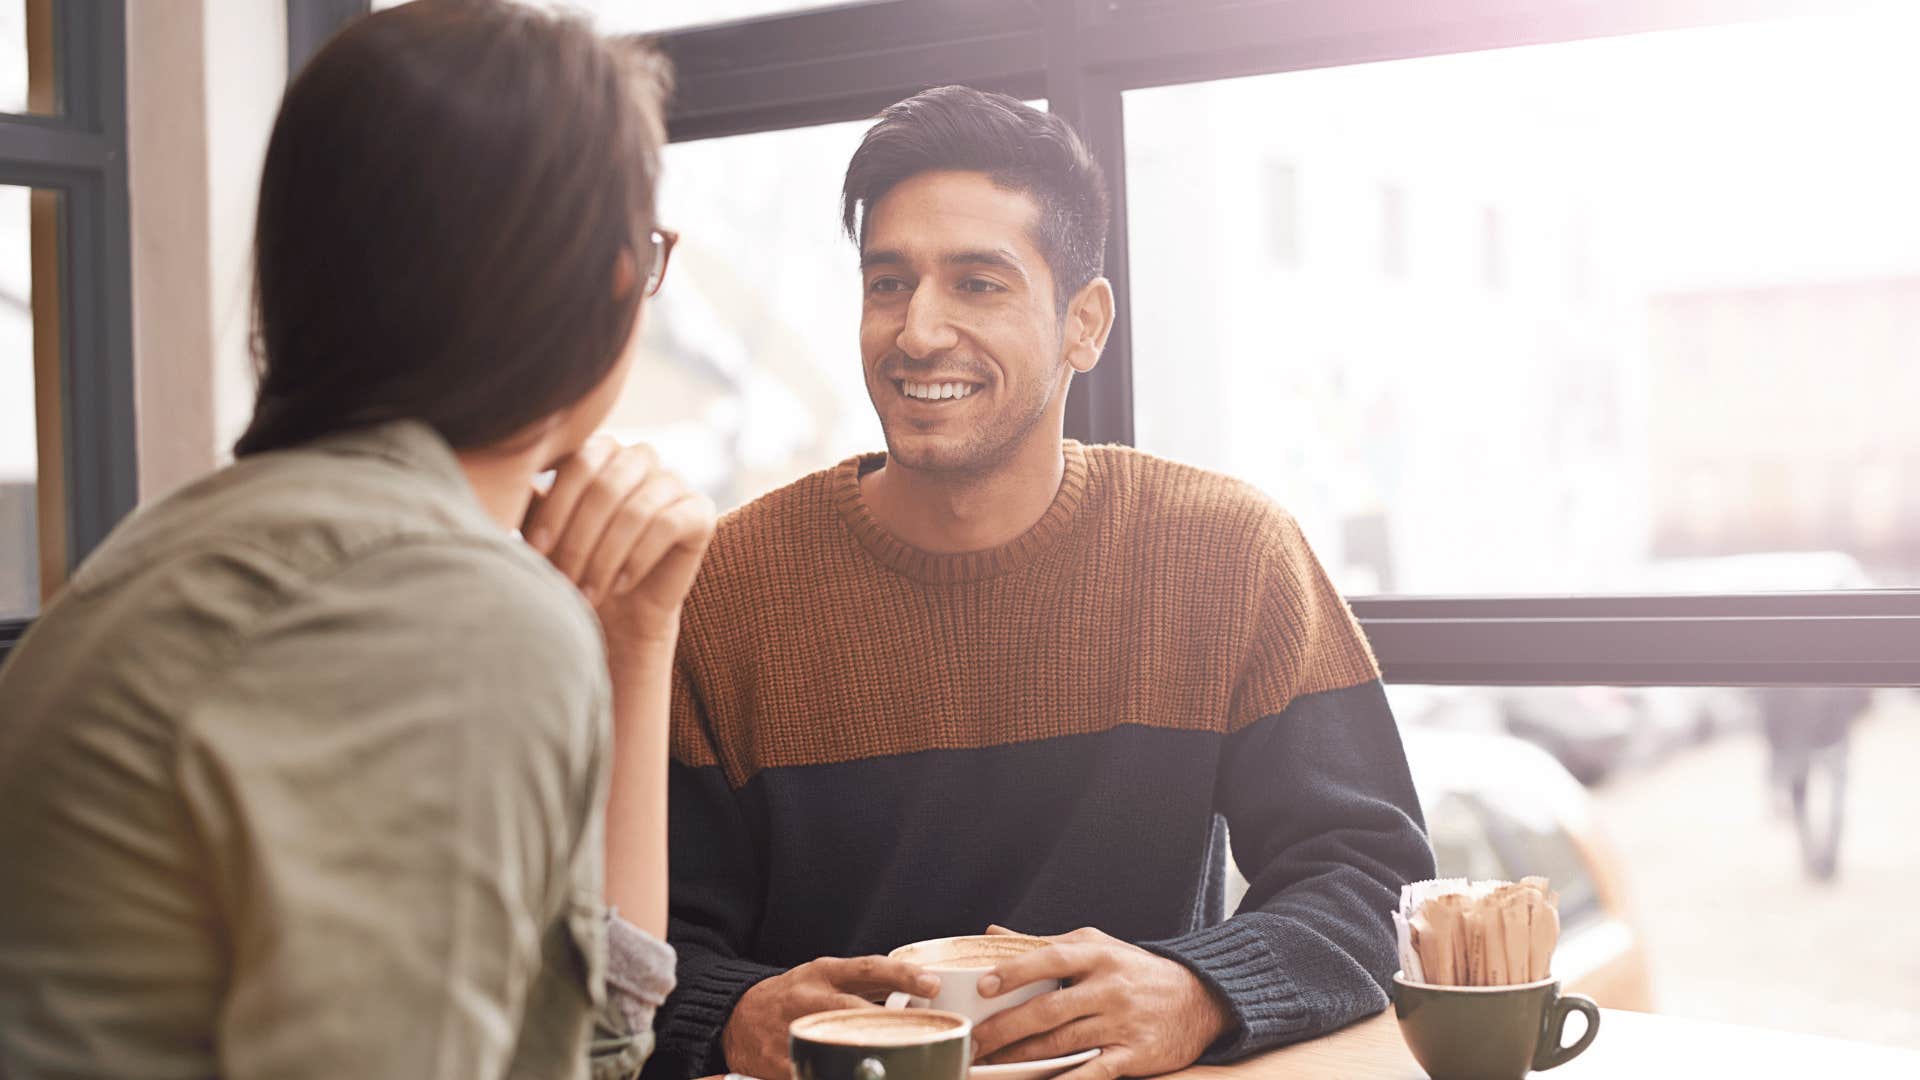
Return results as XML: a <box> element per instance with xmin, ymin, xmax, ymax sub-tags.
<box><xmin>901</xmin><ymin>380</ymin><xmax>977</xmax><ymax>401</ymax></box>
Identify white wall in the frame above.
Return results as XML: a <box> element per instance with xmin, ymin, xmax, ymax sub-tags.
<box><xmin>126</xmin><ymin>0</ymin><xmax>285</xmax><ymax>503</ymax></box>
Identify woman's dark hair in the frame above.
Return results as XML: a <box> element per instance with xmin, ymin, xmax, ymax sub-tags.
<box><xmin>236</xmin><ymin>0</ymin><xmax>672</xmax><ymax>457</ymax></box>
<box><xmin>840</xmin><ymin>85</ymin><xmax>1110</xmax><ymax>312</ymax></box>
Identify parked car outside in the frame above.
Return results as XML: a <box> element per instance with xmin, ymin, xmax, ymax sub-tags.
<box><xmin>1221</xmin><ymin>727</ymin><xmax>1654</xmax><ymax>1010</ymax></box>
<box><xmin>1402</xmin><ymin>728</ymin><xmax>1654</xmax><ymax>1009</ymax></box>
<box><xmin>1389</xmin><ymin>683</ymin><xmax>1643</xmax><ymax>786</ymax></box>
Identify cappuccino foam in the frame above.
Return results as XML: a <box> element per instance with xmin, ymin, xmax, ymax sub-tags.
<box><xmin>894</xmin><ymin>935</ymin><xmax>1048</xmax><ymax>969</ymax></box>
<box><xmin>793</xmin><ymin>1009</ymin><xmax>967</xmax><ymax>1047</ymax></box>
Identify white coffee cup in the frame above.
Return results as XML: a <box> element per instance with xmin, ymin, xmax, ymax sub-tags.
<box><xmin>885</xmin><ymin>935</ymin><xmax>1060</xmax><ymax>1024</ymax></box>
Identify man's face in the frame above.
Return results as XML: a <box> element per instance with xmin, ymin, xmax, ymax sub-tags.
<box><xmin>859</xmin><ymin>170</ymin><xmax>1070</xmax><ymax>475</ymax></box>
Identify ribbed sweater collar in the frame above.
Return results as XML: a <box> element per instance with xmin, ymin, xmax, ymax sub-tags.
<box><xmin>831</xmin><ymin>440</ymin><xmax>1090</xmax><ymax>584</ymax></box>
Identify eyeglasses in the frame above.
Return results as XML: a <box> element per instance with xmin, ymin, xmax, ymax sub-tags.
<box><xmin>645</xmin><ymin>227</ymin><xmax>678</xmax><ymax>297</ymax></box>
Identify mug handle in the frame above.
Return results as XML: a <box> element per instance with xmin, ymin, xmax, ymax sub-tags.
<box><xmin>1533</xmin><ymin>992</ymin><xmax>1600</xmax><ymax>1071</ymax></box>
<box><xmin>884</xmin><ymin>992</ymin><xmax>912</xmax><ymax>1009</ymax></box>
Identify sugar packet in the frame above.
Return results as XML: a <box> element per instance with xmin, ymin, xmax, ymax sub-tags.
<box><xmin>1395</xmin><ymin>877</ymin><xmax>1559</xmax><ymax>986</ymax></box>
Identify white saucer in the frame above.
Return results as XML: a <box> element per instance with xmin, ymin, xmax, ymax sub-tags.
<box><xmin>971</xmin><ymin>1048</ymin><xmax>1099</xmax><ymax>1080</ymax></box>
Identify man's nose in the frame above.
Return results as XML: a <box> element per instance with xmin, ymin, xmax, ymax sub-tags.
<box><xmin>896</xmin><ymin>285</ymin><xmax>961</xmax><ymax>359</ymax></box>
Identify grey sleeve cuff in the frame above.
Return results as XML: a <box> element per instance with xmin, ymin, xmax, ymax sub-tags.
<box><xmin>607</xmin><ymin>911</ymin><xmax>679</xmax><ymax>1035</ymax></box>
<box><xmin>590</xmin><ymin>914</ymin><xmax>678</xmax><ymax>1080</ymax></box>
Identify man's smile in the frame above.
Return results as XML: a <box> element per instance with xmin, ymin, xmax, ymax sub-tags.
<box><xmin>894</xmin><ymin>378</ymin><xmax>984</xmax><ymax>403</ymax></box>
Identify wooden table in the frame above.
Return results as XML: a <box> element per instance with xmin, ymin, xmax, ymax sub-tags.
<box><xmin>1166</xmin><ymin>1009</ymin><xmax>1920</xmax><ymax>1078</ymax></box>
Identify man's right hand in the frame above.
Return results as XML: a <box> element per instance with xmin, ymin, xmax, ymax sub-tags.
<box><xmin>722</xmin><ymin>957</ymin><xmax>941</xmax><ymax>1078</ymax></box>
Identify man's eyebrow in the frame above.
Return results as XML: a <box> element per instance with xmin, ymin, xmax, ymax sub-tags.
<box><xmin>858</xmin><ymin>248</ymin><xmax>1029</xmax><ymax>278</ymax></box>
<box><xmin>944</xmin><ymin>248</ymin><xmax>1026</xmax><ymax>277</ymax></box>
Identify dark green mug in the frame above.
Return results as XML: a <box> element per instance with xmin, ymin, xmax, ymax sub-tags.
<box><xmin>790</xmin><ymin>1008</ymin><xmax>972</xmax><ymax>1080</ymax></box>
<box><xmin>1393</xmin><ymin>971</ymin><xmax>1599</xmax><ymax>1080</ymax></box>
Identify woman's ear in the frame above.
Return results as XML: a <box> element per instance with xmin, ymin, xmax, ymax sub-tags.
<box><xmin>612</xmin><ymin>248</ymin><xmax>639</xmax><ymax>299</ymax></box>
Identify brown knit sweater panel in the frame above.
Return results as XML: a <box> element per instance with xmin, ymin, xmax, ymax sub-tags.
<box><xmin>670</xmin><ymin>441</ymin><xmax>1379</xmax><ymax>790</ymax></box>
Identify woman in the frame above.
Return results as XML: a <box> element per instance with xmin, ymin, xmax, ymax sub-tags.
<box><xmin>0</xmin><ymin>3</ymin><xmax>702</xmax><ymax>1077</ymax></box>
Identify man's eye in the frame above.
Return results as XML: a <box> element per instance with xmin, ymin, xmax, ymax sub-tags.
<box><xmin>959</xmin><ymin>278</ymin><xmax>1005</xmax><ymax>294</ymax></box>
<box><xmin>867</xmin><ymin>277</ymin><xmax>909</xmax><ymax>295</ymax></box>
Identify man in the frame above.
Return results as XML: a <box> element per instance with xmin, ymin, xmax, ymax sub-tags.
<box><xmin>647</xmin><ymin>87</ymin><xmax>1435</xmax><ymax>1080</ymax></box>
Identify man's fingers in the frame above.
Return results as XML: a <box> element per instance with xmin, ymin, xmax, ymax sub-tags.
<box><xmin>579</xmin><ymin>472</ymin><xmax>685</xmax><ymax>603</ymax></box>
<box><xmin>790</xmin><ymin>988</ymin><xmax>888</xmax><ymax>1029</ymax></box>
<box><xmin>1052</xmin><ymin>1048</ymin><xmax>1126</xmax><ymax>1080</ymax></box>
<box><xmin>982</xmin><ymin>1018</ymin><xmax>1106</xmax><ymax>1066</ymax></box>
<box><xmin>968</xmin><ymin>986</ymin><xmax>1098</xmax><ymax>1062</ymax></box>
<box><xmin>745</xmin><ymin>1052</ymin><xmax>790</xmax><ymax>1080</ymax></box>
<box><xmin>978</xmin><ymin>943</ymin><xmax>1096</xmax><ymax>998</ymax></box>
<box><xmin>819</xmin><ymin>955</ymin><xmax>941</xmax><ymax>998</ymax></box>
<box><xmin>988</xmin><ymin>923</ymin><xmax>1083</xmax><ymax>945</ymax></box>
<box><xmin>790</xmin><ymin>982</ymin><xmax>876</xmax><ymax>1015</ymax></box>
<box><xmin>522</xmin><ymin>434</ymin><xmax>621</xmax><ymax>553</ymax></box>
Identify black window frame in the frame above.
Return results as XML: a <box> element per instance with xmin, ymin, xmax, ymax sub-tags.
<box><xmin>272</xmin><ymin>0</ymin><xmax>1920</xmax><ymax>690</ymax></box>
<box><xmin>0</xmin><ymin>0</ymin><xmax>134</xmax><ymax>668</ymax></box>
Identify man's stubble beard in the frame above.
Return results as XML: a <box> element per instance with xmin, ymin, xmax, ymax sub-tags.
<box><xmin>882</xmin><ymin>357</ymin><xmax>1067</xmax><ymax>478</ymax></box>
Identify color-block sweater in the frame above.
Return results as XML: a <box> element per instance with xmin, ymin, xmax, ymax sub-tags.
<box><xmin>646</xmin><ymin>441</ymin><xmax>1435</xmax><ymax>1079</ymax></box>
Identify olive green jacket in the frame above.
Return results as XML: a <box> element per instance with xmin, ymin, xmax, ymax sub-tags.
<box><xmin>0</xmin><ymin>421</ymin><xmax>659</xmax><ymax>1079</ymax></box>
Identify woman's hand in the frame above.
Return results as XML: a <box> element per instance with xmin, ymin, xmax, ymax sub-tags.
<box><xmin>523</xmin><ymin>434</ymin><xmax>716</xmax><ymax>653</ymax></box>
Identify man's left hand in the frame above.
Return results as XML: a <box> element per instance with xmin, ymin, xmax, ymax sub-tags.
<box><xmin>969</xmin><ymin>926</ymin><xmax>1233</xmax><ymax>1080</ymax></box>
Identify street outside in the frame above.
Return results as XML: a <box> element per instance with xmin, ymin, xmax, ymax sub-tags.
<box><xmin>1592</xmin><ymin>691</ymin><xmax>1920</xmax><ymax>1049</ymax></box>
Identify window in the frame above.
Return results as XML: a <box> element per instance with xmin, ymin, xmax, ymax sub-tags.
<box><xmin>368</xmin><ymin>0</ymin><xmax>865</xmax><ymax>35</ymax></box>
<box><xmin>1382</xmin><ymin>683</ymin><xmax>1916</xmax><ymax>1043</ymax></box>
<box><xmin>1267</xmin><ymin>160</ymin><xmax>1299</xmax><ymax>266</ymax></box>
<box><xmin>0</xmin><ymin>0</ymin><xmax>54</xmax><ymax>116</ymax></box>
<box><xmin>608</xmin><ymin>120</ymin><xmax>884</xmax><ymax>510</ymax></box>
<box><xmin>1127</xmin><ymin>12</ymin><xmax>1920</xmax><ymax>596</ymax></box>
<box><xmin>0</xmin><ymin>184</ymin><xmax>35</xmax><ymax>618</ymax></box>
<box><xmin>0</xmin><ymin>4</ymin><xmax>37</xmax><ymax>629</ymax></box>
<box><xmin>0</xmin><ymin>3</ymin><xmax>135</xmax><ymax>662</ymax></box>
<box><xmin>1</xmin><ymin>2</ymin><xmax>23</xmax><ymax>114</ymax></box>
<box><xmin>0</xmin><ymin>183</ymin><xmax>42</xmax><ymax>618</ymax></box>
<box><xmin>639</xmin><ymin>0</ymin><xmax>1920</xmax><ymax>1040</ymax></box>
<box><xmin>1481</xmin><ymin>204</ymin><xmax>1503</xmax><ymax>290</ymax></box>
<box><xmin>278</xmin><ymin>0</ymin><xmax>1919</xmax><ymax>1050</ymax></box>
<box><xmin>597</xmin><ymin>0</ymin><xmax>874</xmax><ymax>35</ymax></box>
<box><xmin>1379</xmin><ymin>182</ymin><xmax>1407</xmax><ymax>278</ymax></box>
<box><xmin>1566</xmin><ymin>215</ymin><xmax>1591</xmax><ymax>303</ymax></box>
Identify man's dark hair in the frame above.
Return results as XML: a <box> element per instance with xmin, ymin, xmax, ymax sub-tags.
<box><xmin>840</xmin><ymin>85</ymin><xmax>1111</xmax><ymax>312</ymax></box>
<box><xmin>235</xmin><ymin>0</ymin><xmax>672</xmax><ymax>457</ymax></box>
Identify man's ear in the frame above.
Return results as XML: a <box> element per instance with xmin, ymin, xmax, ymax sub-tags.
<box><xmin>1064</xmin><ymin>277</ymin><xmax>1115</xmax><ymax>374</ymax></box>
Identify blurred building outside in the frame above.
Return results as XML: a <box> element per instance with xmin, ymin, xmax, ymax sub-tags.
<box><xmin>1124</xmin><ymin>11</ymin><xmax>1920</xmax><ymax>597</ymax></box>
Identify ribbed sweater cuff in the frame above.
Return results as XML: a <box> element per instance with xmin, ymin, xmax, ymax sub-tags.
<box><xmin>659</xmin><ymin>956</ymin><xmax>785</xmax><ymax>1075</ymax></box>
<box><xmin>1141</xmin><ymin>919</ymin><xmax>1309</xmax><ymax>1063</ymax></box>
